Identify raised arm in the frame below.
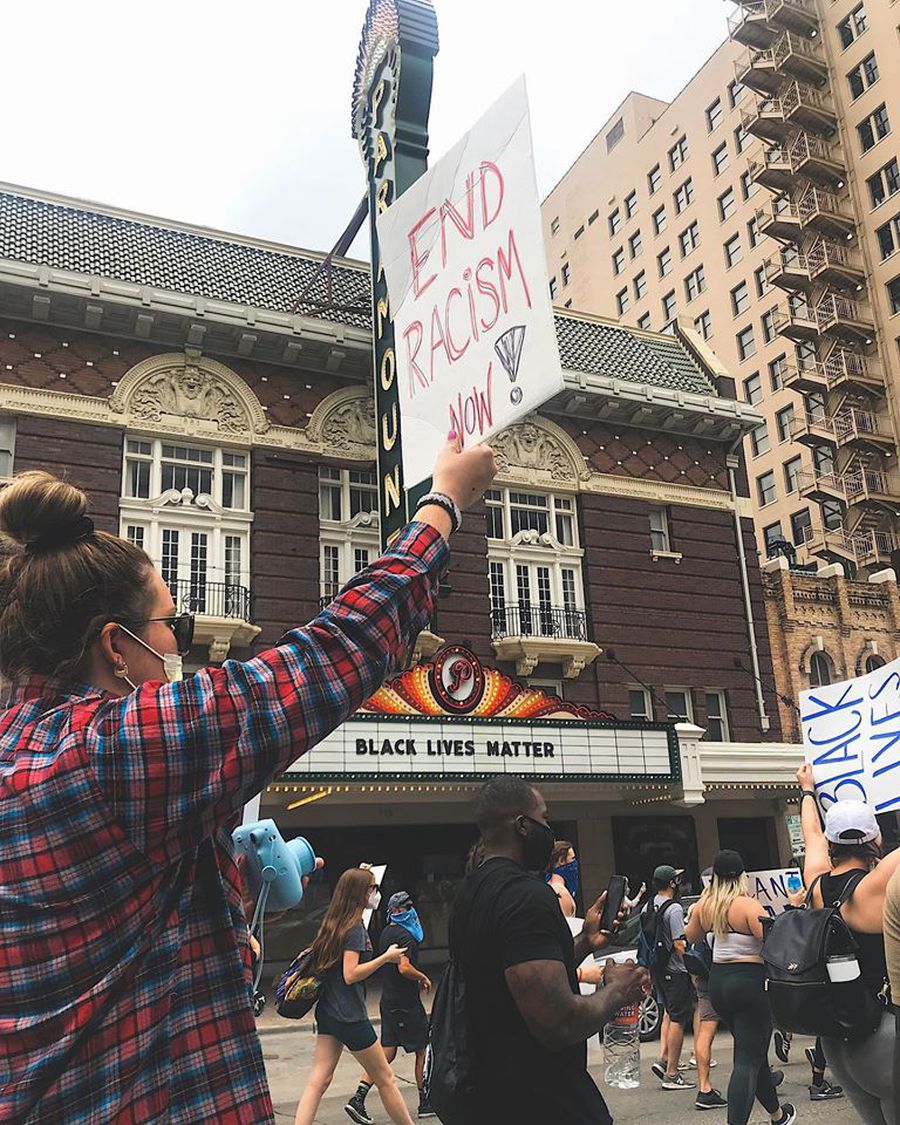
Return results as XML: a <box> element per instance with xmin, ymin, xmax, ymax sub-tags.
<box><xmin>797</xmin><ymin>762</ymin><xmax>831</xmax><ymax>885</ymax></box>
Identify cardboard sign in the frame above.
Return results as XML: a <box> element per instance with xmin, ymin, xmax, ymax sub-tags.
<box><xmin>377</xmin><ymin>76</ymin><xmax>563</xmax><ymax>487</ymax></box>
<box><xmin>702</xmin><ymin>868</ymin><xmax>803</xmax><ymax>917</ymax></box>
<box><xmin>800</xmin><ymin>658</ymin><xmax>900</xmax><ymax>814</ymax></box>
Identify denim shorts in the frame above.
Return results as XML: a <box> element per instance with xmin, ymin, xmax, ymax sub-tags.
<box><xmin>315</xmin><ymin>1007</ymin><xmax>378</xmax><ymax>1052</ymax></box>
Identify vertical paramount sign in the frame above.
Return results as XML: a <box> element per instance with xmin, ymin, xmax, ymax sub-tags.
<box><xmin>352</xmin><ymin>0</ymin><xmax>439</xmax><ymax>546</ymax></box>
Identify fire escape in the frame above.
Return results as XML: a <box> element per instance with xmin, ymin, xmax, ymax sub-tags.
<box><xmin>731</xmin><ymin>0</ymin><xmax>899</xmax><ymax>573</ymax></box>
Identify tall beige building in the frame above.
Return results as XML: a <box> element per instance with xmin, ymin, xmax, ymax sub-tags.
<box><xmin>543</xmin><ymin>0</ymin><xmax>900</xmax><ymax>576</ymax></box>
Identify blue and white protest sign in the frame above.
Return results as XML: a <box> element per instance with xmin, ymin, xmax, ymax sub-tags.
<box><xmin>800</xmin><ymin>658</ymin><xmax>900</xmax><ymax>814</ymax></box>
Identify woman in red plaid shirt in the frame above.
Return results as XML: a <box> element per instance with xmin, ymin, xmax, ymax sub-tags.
<box><xmin>0</xmin><ymin>435</ymin><xmax>495</xmax><ymax>1124</ymax></box>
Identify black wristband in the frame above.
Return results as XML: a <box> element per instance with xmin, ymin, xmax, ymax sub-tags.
<box><xmin>800</xmin><ymin>790</ymin><xmax>817</xmax><ymax>801</ymax></box>
<box><xmin>416</xmin><ymin>491</ymin><xmax>462</xmax><ymax>534</ymax></box>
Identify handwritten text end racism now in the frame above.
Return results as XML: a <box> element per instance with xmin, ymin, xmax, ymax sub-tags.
<box><xmin>378</xmin><ymin>77</ymin><xmax>563</xmax><ymax>489</ymax></box>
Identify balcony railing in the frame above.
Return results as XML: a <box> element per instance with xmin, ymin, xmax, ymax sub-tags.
<box><xmin>822</xmin><ymin>347</ymin><xmax>882</xmax><ymax>390</ymax></box>
<box><xmin>771</xmin><ymin>30</ymin><xmax>828</xmax><ymax>82</ymax></box>
<box><xmin>814</xmin><ymin>293</ymin><xmax>875</xmax><ymax>344</ymax></box>
<box><xmin>490</xmin><ymin>603</ymin><xmax>590</xmax><ymax>643</ymax></box>
<box><xmin>172</xmin><ymin>579</ymin><xmax>251</xmax><ymax>620</ymax></box>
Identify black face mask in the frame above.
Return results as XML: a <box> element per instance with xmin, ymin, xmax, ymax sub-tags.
<box><xmin>520</xmin><ymin>815</ymin><xmax>555</xmax><ymax>872</ymax></box>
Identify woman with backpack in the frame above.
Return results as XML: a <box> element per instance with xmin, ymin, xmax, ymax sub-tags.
<box><xmin>294</xmin><ymin>867</ymin><xmax>416</xmax><ymax>1125</ymax></box>
<box><xmin>796</xmin><ymin>762</ymin><xmax>900</xmax><ymax>1125</ymax></box>
<box><xmin>686</xmin><ymin>850</ymin><xmax>796</xmax><ymax>1125</ymax></box>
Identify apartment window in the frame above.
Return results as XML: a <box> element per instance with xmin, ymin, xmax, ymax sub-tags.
<box><xmin>658</xmin><ymin>246</ymin><xmax>673</xmax><ymax>277</ymax></box>
<box><xmin>616</xmin><ymin>287</ymin><xmax>630</xmax><ymax>315</ymax></box>
<box><xmin>665</xmin><ymin>689</ymin><xmax>694</xmax><ymax>723</ymax></box>
<box><xmin>653</xmin><ymin>205</ymin><xmax>667</xmax><ymax>234</ymax></box>
<box><xmin>728</xmin><ymin>79</ymin><xmax>746</xmax><ymax>108</ymax></box>
<box><xmin>674</xmin><ymin>178</ymin><xmax>695</xmax><ymax>213</ymax></box>
<box><xmin>705</xmin><ymin>692</ymin><xmax>730</xmax><ymax>741</ymax></box>
<box><xmin>751</xmin><ymin>422</ymin><xmax>769</xmax><ymax>456</ymax></box>
<box><xmin>648</xmin><ymin>164</ymin><xmax>662</xmax><ymax>194</ymax></box>
<box><xmin>737</xmin><ymin>324</ymin><xmax>757</xmax><ymax>360</ymax></box>
<box><xmin>718</xmin><ymin>187</ymin><xmax>736</xmax><ymax>221</ymax></box>
<box><xmin>734</xmin><ymin>125</ymin><xmax>751</xmax><ymax>154</ymax></box>
<box><xmin>868</xmin><ymin>158</ymin><xmax>900</xmax><ymax>208</ymax></box>
<box><xmin>612</xmin><ymin>248</ymin><xmax>625</xmax><ymax>275</ymax></box>
<box><xmin>808</xmin><ymin>391</ymin><xmax>827</xmax><ymax>424</ymax></box>
<box><xmin>724</xmin><ymin>233</ymin><xmax>743</xmax><ymax>267</ymax></box>
<box><xmin>629</xmin><ymin>230</ymin><xmax>643</xmax><ymax>258</ymax></box>
<box><xmin>634</xmin><ymin>270</ymin><xmax>648</xmax><ymax>300</ymax></box>
<box><xmin>848</xmin><ymin>51</ymin><xmax>879</xmax><ymax>99</ymax></box>
<box><xmin>706</xmin><ymin>97</ymin><xmax>724</xmax><ymax>132</ymax></box>
<box><xmin>694</xmin><ymin>310</ymin><xmax>712</xmax><ymax>339</ymax></box>
<box><xmin>486</xmin><ymin>488</ymin><xmax>577</xmax><ymax>544</ymax></box>
<box><xmin>609</xmin><ymin>208</ymin><xmax>622</xmax><ymax>236</ymax></box>
<box><xmin>755</xmin><ymin>264</ymin><xmax>771</xmax><ymax>297</ymax></box>
<box><xmin>747</xmin><ymin>216</ymin><xmax>762</xmax><ymax>248</ymax></box>
<box><xmin>685</xmin><ymin>265</ymin><xmax>706</xmax><ymax>302</ymax></box>
<box><xmin>888</xmin><ymin>276</ymin><xmax>900</xmax><ymax>315</ymax></box>
<box><xmin>757</xmin><ymin>470</ymin><xmax>776</xmax><ymax>506</ymax></box>
<box><xmin>549</xmin><ymin>277</ymin><xmax>558</xmax><ymax>300</ymax></box>
<box><xmin>662</xmin><ymin>290</ymin><xmax>678</xmax><ymax>322</ymax></box>
<box><xmin>823</xmin><ymin>501</ymin><xmax>843</xmax><ymax>531</ymax></box>
<box><xmin>858</xmin><ymin>104</ymin><xmax>890</xmax><ymax>152</ymax></box>
<box><xmin>784</xmin><ymin>455</ymin><xmax>802</xmax><ymax>493</ymax></box>
<box><xmin>743</xmin><ymin>371</ymin><xmax>762</xmax><ymax>404</ymax></box>
<box><xmin>761</xmin><ymin>306</ymin><xmax>779</xmax><ymax>343</ymax></box>
<box><xmin>740</xmin><ymin>171</ymin><xmax>760</xmax><ymax>201</ymax></box>
<box><xmin>629</xmin><ymin>688</ymin><xmax>653</xmax><ymax>721</ymax></box>
<box><xmin>668</xmin><ymin>135</ymin><xmax>689</xmax><ymax>171</ymax></box>
<box><xmin>588</xmin><ymin>209</ymin><xmax>599</xmax><ymax>226</ymax></box>
<box><xmin>814</xmin><ymin>445</ymin><xmax>834</xmax><ymax>476</ymax></box>
<box><xmin>550</xmin><ymin>217</ymin><xmax>560</xmax><ymax>236</ymax></box>
<box><xmin>838</xmin><ymin>3</ymin><xmax>867</xmax><ymax>49</ymax></box>
<box><xmin>810</xmin><ymin>651</ymin><xmax>835</xmax><ymax>688</ymax></box>
<box><xmin>649</xmin><ymin>507</ymin><xmax>671</xmax><ymax>552</ymax></box>
<box><xmin>712</xmin><ymin>144</ymin><xmax>729</xmax><ymax>177</ymax></box>
<box><xmin>679</xmin><ymin>221</ymin><xmax>700</xmax><ymax>257</ymax></box>
<box><xmin>791</xmin><ymin>507</ymin><xmax>813</xmax><ymax>546</ymax></box>
<box><xmin>770</xmin><ymin>353</ymin><xmax>787</xmax><ymax>389</ymax></box>
<box><xmin>877</xmin><ymin>215</ymin><xmax>900</xmax><ymax>259</ymax></box>
<box><xmin>574</xmin><ymin>224</ymin><xmax>585</xmax><ymax>241</ymax></box>
<box><xmin>606</xmin><ymin>117</ymin><xmax>625</xmax><ymax>152</ymax></box>
<box><xmin>776</xmin><ymin>404</ymin><xmax>795</xmax><ymax>442</ymax></box>
<box><xmin>561</xmin><ymin>262</ymin><xmax>571</xmax><ymax>286</ymax></box>
<box><xmin>625</xmin><ymin>190</ymin><xmax>638</xmax><ymax>219</ymax></box>
<box><xmin>637</xmin><ymin>312</ymin><xmax>653</xmax><ymax>330</ymax></box>
<box><xmin>0</xmin><ymin>419</ymin><xmax>14</xmax><ymax>477</ymax></box>
<box><xmin>763</xmin><ymin>521</ymin><xmax>783</xmax><ymax>553</ymax></box>
<box><xmin>731</xmin><ymin>280</ymin><xmax>750</xmax><ymax>316</ymax></box>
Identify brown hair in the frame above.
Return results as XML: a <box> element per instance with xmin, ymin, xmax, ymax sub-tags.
<box><xmin>550</xmin><ymin>840</ymin><xmax>575</xmax><ymax>870</ymax></box>
<box><xmin>0</xmin><ymin>471</ymin><xmax>155</xmax><ymax>681</ymax></box>
<box><xmin>310</xmin><ymin>867</ymin><xmax>373</xmax><ymax>972</ymax></box>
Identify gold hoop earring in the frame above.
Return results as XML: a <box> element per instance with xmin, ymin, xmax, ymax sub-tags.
<box><xmin>114</xmin><ymin>663</ymin><xmax>130</xmax><ymax>680</ymax></box>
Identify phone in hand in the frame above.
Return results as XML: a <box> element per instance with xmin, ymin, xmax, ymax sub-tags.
<box><xmin>599</xmin><ymin>874</ymin><xmax>628</xmax><ymax>933</ymax></box>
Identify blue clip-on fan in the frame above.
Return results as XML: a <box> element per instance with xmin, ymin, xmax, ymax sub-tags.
<box><xmin>232</xmin><ymin>819</ymin><xmax>317</xmax><ymax>999</ymax></box>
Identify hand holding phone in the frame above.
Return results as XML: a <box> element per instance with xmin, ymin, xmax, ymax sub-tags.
<box><xmin>598</xmin><ymin>874</ymin><xmax>628</xmax><ymax>933</ymax></box>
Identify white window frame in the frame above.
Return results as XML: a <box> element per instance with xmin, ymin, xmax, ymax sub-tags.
<box><xmin>704</xmin><ymin>690</ymin><xmax>730</xmax><ymax>742</ymax></box>
<box><xmin>318</xmin><ymin>467</ymin><xmax>380</xmax><ymax>600</ymax></box>
<box><xmin>664</xmin><ymin>687</ymin><xmax>694</xmax><ymax>723</ymax></box>
<box><xmin>649</xmin><ymin>507</ymin><xmax>671</xmax><ymax>553</ymax></box>
<box><xmin>629</xmin><ymin>687</ymin><xmax>653</xmax><ymax>721</ymax></box>
<box><xmin>0</xmin><ymin>418</ymin><xmax>15</xmax><ymax>479</ymax></box>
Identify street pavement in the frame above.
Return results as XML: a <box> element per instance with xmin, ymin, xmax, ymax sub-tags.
<box><xmin>260</xmin><ymin>1001</ymin><xmax>850</xmax><ymax>1124</ymax></box>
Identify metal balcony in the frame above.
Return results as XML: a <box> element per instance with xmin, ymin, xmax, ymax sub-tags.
<box><xmin>490</xmin><ymin>603</ymin><xmax>591</xmax><ymax>643</ymax></box>
<box><xmin>775</xmin><ymin>301</ymin><xmax>819</xmax><ymax>342</ymax></box>
<box><xmin>791</xmin><ymin>409</ymin><xmax>836</xmax><ymax>448</ymax></box>
<box><xmin>764</xmin><ymin>248</ymin><xmax>813</xmax><ymax>291</ymax></box>
<box><xmin>749</xmin><ymin>146</ymin><xmax>795</xmax><ymax>193</ymax></box>
<box><xmin>833</xmin><ymin>408</ymin><xmax>895</xmax><ymax>454</ymax></box>
<box><xmin>799</xmin><ymin>470</ymin><xmax>846</xmax><ymax>504</ymax></box>
<box><xmin>788</xmin><ymin>133</ymin><xmax>846</xmax><ymax>189</ymax></box>
<box><xmin>782</xmin><ymin>356</ymin><xmax>828</xmax><ymax>393</ymax></box>
<box><xmin>735</xmin><ymin>46</ymin><xmax>785</xmax><ymax>95</ymax></box>
<box><xmin>757</xmin><ymin>198</ymin><xmax>803</xmax><ymax>242</ymax></box>
<box><xmin>744</xmin><ymin>84</ymin><xmax>836</xmax><ymax>142</ymax></box>
<box><xmin>771</xmin><ymin>31</ymin><xmax>828</xmax><ymax>86</ymax></box>
<box><xmin>822</xmin><ymin>348</ymin><xmax>884</xmax><ymax>397</ymax></box>
<box><xmin>728</xmin><ymin>0</ymin><xmax>777</xmax><ymax>49</ymax></box>
<box><xmin>797</xmin><ymin>187</ymin><xmax>854</xmax><ymax>240</ymax></box>
<box><xmin>814</xmin><ymin>294</ymin><xmax>875</xmax><ymax>348</ymax></box>
<box><xmin>173</xmin><ymin>578</ymin><xmax>251</xmax><ymax>620</ymax></box>
<box><xmin>851</xmin><ymin>529</ymin><xmax>899</xmax><ymax>567</ymax></box>
<box><xmin>842</xmin><ymin>468</ymin><xmax>894</xmax><ymax>511</ymax></box>
<box><xmin>805</xmin><ymin>239</ymin><xmax>865</xmax><ymax>294</ymax></box>
<box><xmin>743</xmin><ymin>97</ymin><xmax>794</xmax><ymax>143</ymax></box>
<box><xmin>766</xmin><ymin>0</ymin><xmax>819</xmax><ymax>37</ymax></box>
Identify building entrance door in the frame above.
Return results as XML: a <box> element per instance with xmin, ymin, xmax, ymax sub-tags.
<box><xmin>612</xmin><ymin>815</ymin><xmax>700</xmax><ymax>896</ymax></box>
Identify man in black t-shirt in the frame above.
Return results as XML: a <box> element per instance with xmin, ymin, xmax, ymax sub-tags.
<box><xmin>345</xmin><ymin>891</ymin><xmax>434</xmax><ymax>1123</ymax></box>
<box><xmin>435</xmin><ymin>777</ymin><xmax>649</xmax><ymax>1125</ymax></box>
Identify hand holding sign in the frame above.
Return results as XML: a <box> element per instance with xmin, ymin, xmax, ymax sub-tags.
<box><xmin>431</xmin><ymin>432</ymin><xmax>497</xmax><ymax>511</ymax></box>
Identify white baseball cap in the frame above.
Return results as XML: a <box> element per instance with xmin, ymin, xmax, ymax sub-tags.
<box><xmin>823</xmin><ymin>800</ymin><xmax>880</xmax><ymax>845</ymax></box>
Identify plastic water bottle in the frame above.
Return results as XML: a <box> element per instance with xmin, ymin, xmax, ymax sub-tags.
<box><xmin>603</xmin><ymin>1001</ymin><xmax>641</xmax><ymax>1089</ymax></box>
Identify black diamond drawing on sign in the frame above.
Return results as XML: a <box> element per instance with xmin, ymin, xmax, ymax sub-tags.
<box><xmin>495</xmin><ymin>325</ymin><xmax>526</xmax><ymax>405</ymax></box>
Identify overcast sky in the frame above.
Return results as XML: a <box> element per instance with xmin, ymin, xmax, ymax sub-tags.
<box><xmin>6</xmin><ymin>1</ymin><xmax>729</xmax><ymax>259</ymax></box>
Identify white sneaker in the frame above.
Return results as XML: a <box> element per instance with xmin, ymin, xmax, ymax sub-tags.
<box><xmin>688</xmin><ymin>1055</ymin><xmax>717</xmax><ymax>1068</ymax></box>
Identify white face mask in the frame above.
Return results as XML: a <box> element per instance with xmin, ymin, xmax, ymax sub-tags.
<box><xmin>118</xmin><ymin>625</ymin><xmax>184</xmax><ymax>686</ymax></box>
<box><xmin>368</xmin><ymin>891</ymin><xmax>382</xmax><ymax>911</ymax></box>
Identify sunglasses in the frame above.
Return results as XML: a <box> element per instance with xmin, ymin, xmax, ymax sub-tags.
<box><xmin>122</xmin><ymin>613</ymin><xmax>195</xmax><ymax>656</ymax></box>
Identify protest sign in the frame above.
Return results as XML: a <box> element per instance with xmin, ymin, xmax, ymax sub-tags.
<box><xmin>376</xmin><ymin>76</ymin><xmax>563</xmax><ymax>488</ymax></box>
<box><xmin>702</xmin><ymin>868</ymin><xmax>802</xmax><ymax>917</ymax></box>
<box><xmin>800</xmin><ymin>658</ymin><xmax>900</xmax><ymax>815</ymax></box>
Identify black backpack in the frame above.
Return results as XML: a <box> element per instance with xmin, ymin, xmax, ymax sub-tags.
<box><xmin>761</xmin><ymin>871</ymin><xmax>884</xmax><ymax>1041</ymax></box>
<box><xmin>637</xmin><ymin>898</ymin><xmax>677</xmax><ymax>975</ymax></box>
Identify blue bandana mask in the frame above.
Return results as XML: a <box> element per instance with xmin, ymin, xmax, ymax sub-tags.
<box><xmin>556</xmin><ymin>859</ymin><xmax>580</xmax><ymax>899</ymax></box>
<box><xmin>392</xmin><ymin>908</ymin><xmax>424</xmax><ymax>944</ymax></box>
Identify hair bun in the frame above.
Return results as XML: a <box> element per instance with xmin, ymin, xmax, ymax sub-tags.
<box><xmin>0</xmin><ymin>471</ymin><xmax>92</xmax><ymax>553</ymax></box>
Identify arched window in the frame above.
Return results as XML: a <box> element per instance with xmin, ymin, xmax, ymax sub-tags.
<box><xmin>810</xmin><ymin>651</ymin><xmax>834</xmax><ymax>687</ymax></box>
<box><xmin>866</xmin><ymin>654</ymin><xmax>886</xmax><ymax>674</ymax></box>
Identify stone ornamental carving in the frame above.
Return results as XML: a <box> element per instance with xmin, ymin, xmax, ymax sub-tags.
<box><xmin>492</xmin><ymin>420</ymin><xmax>587</xmax><ymax>484</ymax></box>
<box><xmin>322</xmin><ymin>396</ymin><xmax>376</xmax><ymax>453</ymax></box>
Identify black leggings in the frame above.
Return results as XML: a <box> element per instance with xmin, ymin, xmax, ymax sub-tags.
<box><xmin>708</xmin><ymin>963</ymin><xmax>780</xmax><ymax>1125</ymax></box>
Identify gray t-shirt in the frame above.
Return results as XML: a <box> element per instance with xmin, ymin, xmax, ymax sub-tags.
<box><xmin>318</xmin><ymin>921</ymin><xmax>373</xmax><ymax>1023</ymax></box>
<box><xmin>654</xmin><ymin>894</ymin><xmax>686</xmax><ymax>974</ymax></box>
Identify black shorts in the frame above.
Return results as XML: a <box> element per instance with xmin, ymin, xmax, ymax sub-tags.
<box><xmin>659</xmin><ymin>970</ymin><xmax>693</xmax><ymax>1027</ymax></box>
<box><xmin>380</xmin><ymin>1003</ymin><xmax>428</xmax><ymax>1053</ymax></box>
<box><xmin>315</xmin><ymin>1007</ymin><xmax>378</xmax><ymax>1052</ymax></box>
